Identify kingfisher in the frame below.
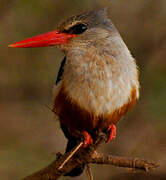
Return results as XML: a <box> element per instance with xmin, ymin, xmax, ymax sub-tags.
<box><xmin>9</xmin><ymin>8</ymin><xmax>139</xmax><ymax>177</ymax></box>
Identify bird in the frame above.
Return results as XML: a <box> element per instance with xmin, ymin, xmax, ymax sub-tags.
<box><xmin>9</xmin><ymin>8</ymin><xmax>140</xmax><ymax>177</ymax></box>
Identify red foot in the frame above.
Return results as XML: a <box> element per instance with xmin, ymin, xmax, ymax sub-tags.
<box><xmin>82</xmin><ymin>131</ymin><xmax>93</xmax><ymax>148</ymax></box>
<box><xmin>107</xmin><ymin>124</ymin><xmax>116</xmax><ymax>142</ymax></box>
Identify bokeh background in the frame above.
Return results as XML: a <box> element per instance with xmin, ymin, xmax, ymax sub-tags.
<box><xmin>1</xmin><ymin>0</ymin><xmax>166</xmax><ymax>179</ymax></box>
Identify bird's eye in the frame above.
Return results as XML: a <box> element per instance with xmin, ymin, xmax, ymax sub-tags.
<box><xmin>64</xmin><ymin>24</ymin><xmax>87</xmax><ymax>35</ymax></box>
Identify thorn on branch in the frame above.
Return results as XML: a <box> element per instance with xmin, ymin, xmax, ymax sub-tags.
<box><xmin>58</xmin><ymin>142</ymin><xmax>83</xmax><ymax>170</ymax></box>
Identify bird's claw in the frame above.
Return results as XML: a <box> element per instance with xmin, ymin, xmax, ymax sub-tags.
<box><xmin>107</xmin><ymin>124</ymin><xmax>116</xmax><ymax>142</ymax></box>
<box><xmin>82</xmin><ymin>131</ymin><xmax>93</xmax><ymax>148</ymax></box>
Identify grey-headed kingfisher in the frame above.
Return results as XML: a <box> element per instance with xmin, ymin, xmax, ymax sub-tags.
<box><xmin>9</xmin><ymin>8</ymin><xmax>139</xmax><ymax>177</ymax></box>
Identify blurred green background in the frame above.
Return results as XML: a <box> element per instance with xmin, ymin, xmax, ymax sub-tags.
<box><xmin>1</xmin><ymin>0</ymin><xmax>166</xmax><ymax>179</ymax></box>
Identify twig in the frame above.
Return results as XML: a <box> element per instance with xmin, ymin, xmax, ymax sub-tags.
<box><xmin>86</xmin><ymin>164</ymin><xmax>94</xmax><ymax>180</ymax></box>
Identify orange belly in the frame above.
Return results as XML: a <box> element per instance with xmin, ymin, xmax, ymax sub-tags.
<box><xmin>53</xmin><ymin>86</ymin><xmax>137</xmax><ymax>137</ymax></box>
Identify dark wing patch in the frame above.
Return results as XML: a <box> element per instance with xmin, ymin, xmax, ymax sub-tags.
<box><xmin>56</xmin><ymin>56</ymin><xmax>66</xmax><ymax>85</ymax></box>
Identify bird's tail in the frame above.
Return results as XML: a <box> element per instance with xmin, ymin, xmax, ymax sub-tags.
<box><xmin>64</xmin><ymin>138</ymin><xmax>85</xmax><ymax>177</ymax></box>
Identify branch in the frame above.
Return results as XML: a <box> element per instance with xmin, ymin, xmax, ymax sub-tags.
<box><xmin>22</xmin><ymin>132</ymin><xmax>158</xmax><ymax>180</ymax></box>
<box><xmin>90</xmin><ymin>153</ymin><xmax>159</xmax><ymax>172</ymax></box>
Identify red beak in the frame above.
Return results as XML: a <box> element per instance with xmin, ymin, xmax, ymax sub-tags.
<box><xmin>8</xmin><ymin>30</ymin><xmax>76</xmax><ymax>48</ymax></box>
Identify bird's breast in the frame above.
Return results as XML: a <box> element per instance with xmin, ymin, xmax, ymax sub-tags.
<box><xmin>61</xmin><ymin>49</ymin><xmax>139</xmax><ymax>117</ymax></box>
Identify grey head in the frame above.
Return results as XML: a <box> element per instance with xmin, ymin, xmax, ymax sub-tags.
<box><xmin>56</xmin><ymin>8</ymin><xmax>118</xmax><ymax>50</ymax></box>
